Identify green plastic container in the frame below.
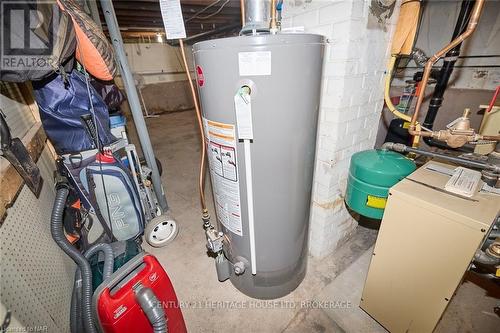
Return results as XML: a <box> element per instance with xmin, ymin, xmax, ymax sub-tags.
<box><xmin>345</xmin><ymin>149</ymin><xmax>416</xmax><ymax>219</ymax></box>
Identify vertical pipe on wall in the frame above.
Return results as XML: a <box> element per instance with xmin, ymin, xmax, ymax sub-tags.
<box><xmin>99</xmin><ymin>0</ymin><xmax>169</xmax><ymax>212</ymax></box>
<box><xmin>408</xmin><ymin>0</ymin><xmax>485</xmax><ymax>137</ymax></box>
<box><xmin>422</xmin><ymin>0</ymin><xmax>476</xmax><ymax>148</ymax></box>
<box><xmin>270</xmin><ymin>0</ymin><xmax>277</xmax><ymax>32</ymax></box>
<box><xmin>240</xmin><ymin>0</ymin><xmax>245</xmax><ymax>27</ymax></box>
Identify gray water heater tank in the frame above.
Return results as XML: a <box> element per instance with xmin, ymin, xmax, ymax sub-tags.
<box><xmin>193</xmin><ymin>33</ymin><xmax>325</xmax><ymax>299</ymax></box>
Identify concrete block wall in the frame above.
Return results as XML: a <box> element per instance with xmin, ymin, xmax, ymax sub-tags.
<box><xmin>281</xmin><ymin>0</ymin><xmax>400</xmax><ymax>258</ymax></box>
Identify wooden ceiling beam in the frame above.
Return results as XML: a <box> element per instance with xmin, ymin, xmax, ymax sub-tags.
<box><xmin>98</xmin><ymin>0</ymin><xmax>241</xmax><ymax>39</ymax></box>
<box><xmin>112</xmin><ymin>9</ymin><xmax>238</xmax><ymax>21</ymax></box>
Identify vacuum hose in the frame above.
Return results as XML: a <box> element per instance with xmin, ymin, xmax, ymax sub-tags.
<box><xmin>51</xmin><ymin>186</ymin><xmax>96</xmax><ymax>333</ymax></box>
<box><xmin>69</xmin><ymin>274</ymin><xmax>82</xmax><ymax>333</ymax></box>
<box><xmin>135</xmin><ymin>284</ymin><xmax>168</xmax><ymax>333</ymax></box>
<box><xmin>71</xmin><ymin>243</ymin><xmax>115</xmax><ymax>333</ymax></box>
<box><xmin>70</xmin><ymin>272</ymin><xmax>82</xmax><ymax>333</ymax></box>
<box><xmin>83</xmin><ymin>243</ymin><xmax>115</xmax><ymax>280</ymax></box>
<box><xmin>0</xmin><ymin>110</ymin><xmax>12</xmax><ymax>150</ymax></box>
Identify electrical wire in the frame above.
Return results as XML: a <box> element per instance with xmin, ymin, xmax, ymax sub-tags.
<box><xmin>196</xmin><ymin>0</ymin><xmax>230</xmax><ymax>20</ymax></box>
<box><xmin>486</xmin><ymin>85</ymin><xmax>500</xmax><ymax>113</ymax></box>
<box><xmin>178</xmin><ymin>39</ymin><xmax>208</xmax><ymax>212</ymax></box>
<box><xmin>185</xmin><ymin>0</ymin><xmax>223</xmax><ymax>23</ymax></box>
<box><xmin>397</xmin><ymin>64</ymin><xmax>500</xmax><ymax>69</ymax></box>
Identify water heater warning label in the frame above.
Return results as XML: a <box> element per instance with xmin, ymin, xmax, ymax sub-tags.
<box><xmin>203</xmin><ymin>118</ymin><xmax>243</xmax><ymax>236</ymax></box>
<box><xmin>238</xmin><ymin>51</ymin><xmax>271</xmax><ymax>76</ymax></box>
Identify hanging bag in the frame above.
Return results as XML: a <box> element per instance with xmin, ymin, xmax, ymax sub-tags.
<box><xmin>57</xmin><ymin>0</ymin><xmax>117</xmax><ymax>81</ymax></box>
<box><xmin>33</xmin><ymin>70</ymin><xmax>116</xmax><ymax>154</ymax></box>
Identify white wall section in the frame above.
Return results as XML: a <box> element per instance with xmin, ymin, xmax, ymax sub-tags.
<box><xmin>282</xmin><ymin>0</ymin><xmax>400</xmax><ymax>258</ymax></box>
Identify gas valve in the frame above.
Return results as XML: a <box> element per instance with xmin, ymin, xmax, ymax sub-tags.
<box><xmin>205</xmin><ymin>227</ymin><xmax>224</xmax><ymax>253</ymax></box>
<box><xmin>432</xmin><ymin>108</ymin><xmax>481</xmax><ymax>148</ymax></box>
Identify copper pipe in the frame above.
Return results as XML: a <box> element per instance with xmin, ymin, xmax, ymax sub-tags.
<box><xmin>483</xmin><ymin>135</ymin><xmax>500</xmax><ymax>141</ymax></box>
<box><xmin>409</xmin><ymin>0</ymin><xmax>485</xmax><ymax>136</ymax></box>
<box><xmin>179</xmin><ymin>39</ymin><xmax>208</xmax><ymax>212</ymax></box>
<box><xmin>270</xmin><ymin>0</ymin><xmax>277</xmax><ymax>31</ymax></box>
<box><xmin>417</xmin><ymin>131</ymin><xmax>433</xmax><ymax>138</ymax></box>
<box><xmin>240</xmin><ymin>0</ymin><xmax>245</xmax><ymax>27</ymax></box>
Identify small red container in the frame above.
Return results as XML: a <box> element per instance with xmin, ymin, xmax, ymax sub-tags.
<box><xmin>93</xmin><ymin>252</ymin><xmax>187</xmax><ymax>333</ymax></box>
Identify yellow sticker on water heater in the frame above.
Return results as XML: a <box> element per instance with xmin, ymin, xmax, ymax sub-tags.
<box><xmin>366</xmin><ymin>195</ymin><xmax>387</xmax><ymax>209</ymax></box>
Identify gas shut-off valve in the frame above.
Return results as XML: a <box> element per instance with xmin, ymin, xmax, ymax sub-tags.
<box><xmin>424</xmin><ymin>108</ymin><xmax>500</xmax><ymax>148</ymax></box>
<box><xmin>201</xmin><ymin>209</ymin><xmax>224</xmax><ymax>253</ymax></box>
<box><xmin>205</xmin><ymin>227</ymin><xmax>224</xmax><ymax>253</ymax></box>
<box><xmin>206</xmin><ymin>226</ymin><xmax>247</xmax><ymax>278</ymax></box>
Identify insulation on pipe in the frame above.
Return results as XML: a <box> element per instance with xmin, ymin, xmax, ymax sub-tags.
<box><xmin>390</xmin><ymin>0</ymin><xmax>421</xmax><ymax>56</ymax></box>
<box><xmin>383</xmin><ymin>0</ymin><xmax>422</xmax><ymax>146</ymax></box>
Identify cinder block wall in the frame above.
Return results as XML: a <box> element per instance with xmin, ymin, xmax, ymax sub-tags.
<box><xmin>281</xmin><ymin>0</ymin><xmax>400</xmax><ymax>258</ymax></box>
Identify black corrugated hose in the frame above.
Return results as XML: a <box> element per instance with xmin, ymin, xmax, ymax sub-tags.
<box><xmin>71</xmin><ymin>243</ymin><xmax>115</xmax><ymax>333</ymax></box>
<box><xmin>51</xmin><ymin>184</ymin><xmax>97</xmax><ymax>333</ymax></box>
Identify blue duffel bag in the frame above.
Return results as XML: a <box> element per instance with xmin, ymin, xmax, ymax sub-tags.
<box><xmin>33</xmin><ymin>70</ymin><xmax>116</xmax><ymax>154</ymax></box>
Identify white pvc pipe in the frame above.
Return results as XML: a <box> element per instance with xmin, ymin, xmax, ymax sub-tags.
<box><xmin>244</xmin><ymin>139</ymin><xmax>257</xmax><ymax>275</ymax></box>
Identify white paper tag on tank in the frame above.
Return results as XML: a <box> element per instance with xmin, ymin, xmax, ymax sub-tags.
<box><xmin>202</xmin><ymin>117</ymin><xmax>243</xmax><ymax>236</ymax></box>
<box><xmin>234</xmin><ymin>90</ymin><xmax>254</xmax><ymax>140</ymax></box>
<box><xmin>159</xmin><ymin>0</ymin><xmax>186</xmax><ymax>39</ymax></box>
<box><xmin>238</xmin><ymin>51</ymin><xmax>271</xmax><ymax>76</ymax></box>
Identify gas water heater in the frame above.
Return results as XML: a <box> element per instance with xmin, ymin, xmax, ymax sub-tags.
<box><xmin>193</xmin><ymin>33</ymin><xmax>325</xmax><ymax>299</ymax></box>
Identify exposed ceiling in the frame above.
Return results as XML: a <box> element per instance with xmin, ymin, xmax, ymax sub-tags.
<box><xmin>98</xmin><ymin>0</ymin><xmax>242</xmax><ymax>42</ymax></box>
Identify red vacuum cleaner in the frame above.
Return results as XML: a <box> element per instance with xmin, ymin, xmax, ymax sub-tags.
<box><xmin>93</xmin><ymin>252</ymin><xmax>187</xmax><ymax>333</ymax></box>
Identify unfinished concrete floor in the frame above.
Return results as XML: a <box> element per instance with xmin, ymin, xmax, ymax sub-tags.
<box><xmin>129</xmin><ymin>110</ymin><xmax>499</xmax><ymax>333</ymax></box>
